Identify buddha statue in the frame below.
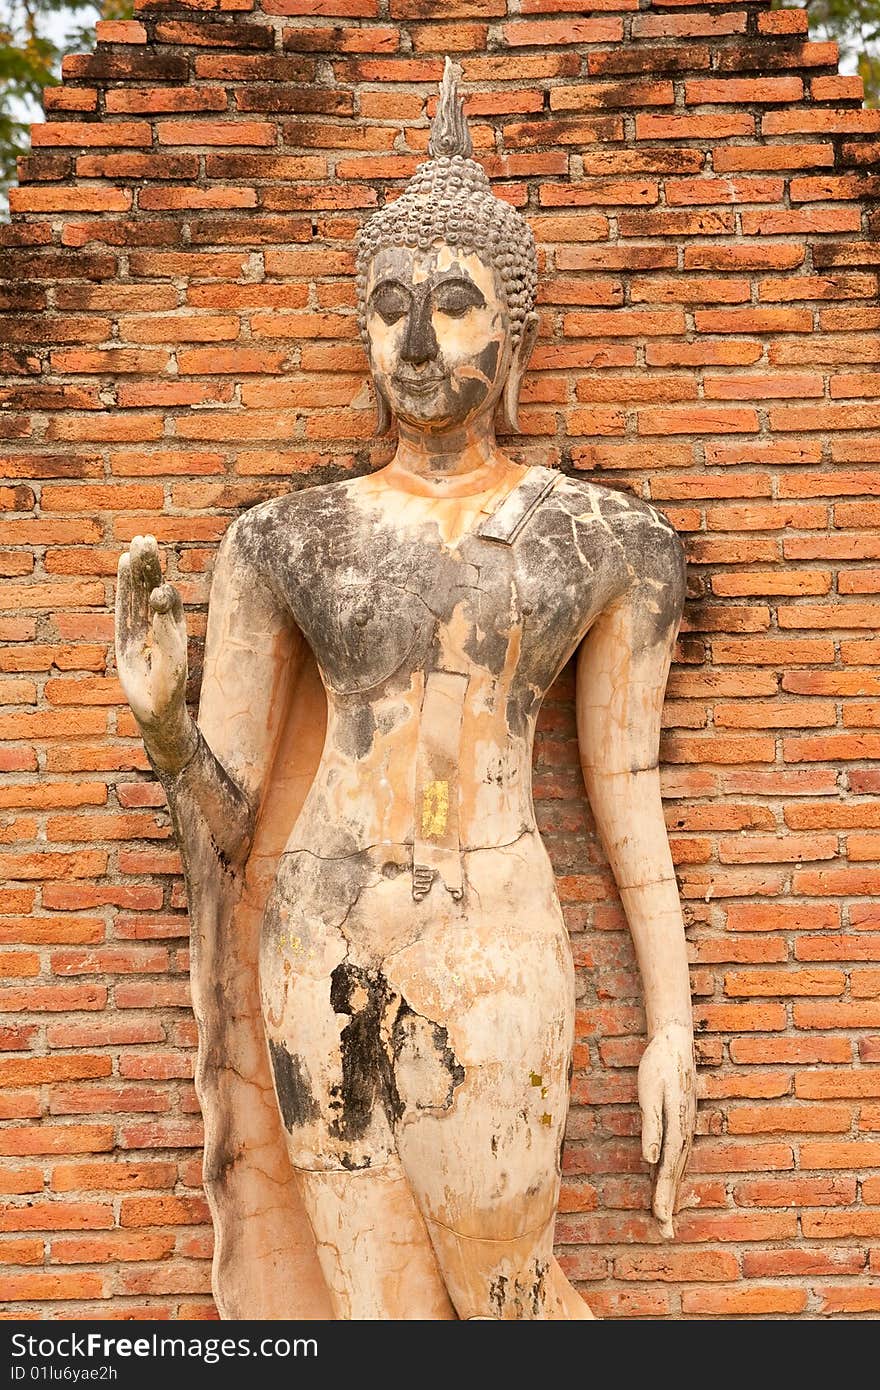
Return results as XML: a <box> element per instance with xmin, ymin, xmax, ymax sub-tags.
<box><xmin>115</xmin><ymin>60</ymin><xmax>696</xmax><ymax>1321</ymax></box>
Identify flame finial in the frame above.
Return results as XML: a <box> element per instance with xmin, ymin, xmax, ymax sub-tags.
<box><xmin>428</xmin><ymin>57</ymin><xmax>473</xmax><ymax>160</ymax></box>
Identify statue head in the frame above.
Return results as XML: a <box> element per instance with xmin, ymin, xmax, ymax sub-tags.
<box><xmin>356</xmin><ymin>59</ymin><xmax>539</xmax><ymax>439</ymax></box>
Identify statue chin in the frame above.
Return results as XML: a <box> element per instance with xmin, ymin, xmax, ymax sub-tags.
<box><xmin>382</xmin><ymin>384</ymin><xmax>494</xmax><ymax>435</ymax></box>
<box><xmin>384</xmin><ymin>377</ymin><xmax>457</xmax><ymax>428</ymax></box>
<box><xmin>116</xmin><ymin>56</ymin><xmax>695</xmax><ymax>1323</ymax></box>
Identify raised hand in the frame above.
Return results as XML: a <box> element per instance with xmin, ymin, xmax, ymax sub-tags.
<box><xmin>637</xmin><ymin>1021</ymin><xmax>697</xmax><ymax>1240</ymax></box>
<box><xmin>115</xmin><ymin>534</ymin><xmax>197</xmax><ymax>774</ymax></box>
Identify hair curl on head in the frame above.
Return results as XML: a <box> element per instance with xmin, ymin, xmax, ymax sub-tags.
<box><xmin>355</xmin><ymin>59</ymin><xmax>538</xmax><ymax>349</ymax></box>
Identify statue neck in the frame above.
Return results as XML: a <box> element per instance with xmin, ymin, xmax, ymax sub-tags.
<box><xmin>383</xmin><ymin>421</ymin><xmax>515</xmax><ymax>498</ymax></box>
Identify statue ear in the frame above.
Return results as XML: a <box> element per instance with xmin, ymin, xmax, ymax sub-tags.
<box><xmin>496</xmin><ymin>311</ymin><xmax>539</xmax><ymax>436</ymax></box>
<box><xmin>373</xmin><ymin>384</ymin><xmax>393</xmax><ymax>437</ymax></box>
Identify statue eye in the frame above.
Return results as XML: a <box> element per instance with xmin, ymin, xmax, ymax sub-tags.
<box><xmin>369</xmin><ymin>284</ymin><xmax>410</xmax><ymax>325</ymax></box>
<box><xmin>434</xmin><ymin>283</ymin><xmax>484</xmax><ymax>318</ymax></box>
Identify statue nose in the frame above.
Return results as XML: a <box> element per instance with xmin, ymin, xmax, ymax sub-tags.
<box><xmin>400</xmin><ymin>293</ymin><xmax>439</xmax><ymax>365</ymax></box>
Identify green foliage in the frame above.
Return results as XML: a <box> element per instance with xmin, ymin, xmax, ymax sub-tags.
<box><xmin>777</xmin><ymin>0</ymin><xmax>880</xmax><ymax>103</ymax></box>
<box><xmin>0</xmin><ymin>0</ymin><xmax>133</xmax><ymax>210</ymax></box>
<box><xmin>810</xmin><ymin>0</ymin><xmax>880</xmax><ymax>102</ymax></box>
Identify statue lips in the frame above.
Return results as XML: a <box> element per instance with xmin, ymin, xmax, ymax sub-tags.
<box><xmin>393</xmin><ymin>373</ymin><xmax>448</xmax><ymax>396</ymax></box>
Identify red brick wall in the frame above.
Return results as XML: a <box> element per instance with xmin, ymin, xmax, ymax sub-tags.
<box><xmin>2</xmin><ymin>0</ymin><xmax>879</xmax><ymax>1320</ymax></box>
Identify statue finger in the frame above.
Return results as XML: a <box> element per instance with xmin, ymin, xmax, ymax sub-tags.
<box><xmin>150</xmin><ymin>583</ymin><xmax>188</xmax><ymax>680</ymax></box>
<box><xmin>149</xmin><ymin>580</ymin><xmax>183</xmax><ymax>624</ymax></box>
<box><xmin>115</xmin><ymin>550</ymin><xmax>136</xmax><ymax>653</ymax></box>
<box><xmin>127</xmin><ymin>535</ymin><xmax>150</xmax><ymax>633</ymax></box>
<box><xmin>652</xmin><ymin>1167</ymin><xmax>677</xmax><ymax>1239</ymax></box>
<box><xmin>150</xmin><ymin>582</ymin><xmax>186</xmax><ymax>656</ymax></box>
<box><xmin>638</xmin><ymin>1054</ymin><xmax>663</xmax><ymax>1166</ymax></box>
<box><xmin>674</xmin><ymin>1084</ymin><xmax>697</xmax><ymax>1189</ymax></box>
<box><xmin>142</xmin><ymin>534</ymin><xmax>162</xmax><ymax>591</ymax></box>
<box><xmin>653</xmin><ymin>1099</ymin><xmax>685</xmax><ymax>1238</ymax></box>
<box><xmin>129</xmin><ymin>534</ymin><xmax>162</xmax><ymax>633</ymax></box>
<box><xmin>640</xmin><ymin>1092</ymin><xmax>663</xmax><ymax>1167</ymax></box>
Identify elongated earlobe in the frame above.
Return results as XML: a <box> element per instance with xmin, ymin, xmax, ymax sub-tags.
<box><xmin>496</xmin><ymin>311</ymin><xmax>539</xmax><ymax>436</ymax></box>
<box><xmin>373</xmin><ymin>386</ymin><xmax>393</xmax><ymax>437</ymax></box>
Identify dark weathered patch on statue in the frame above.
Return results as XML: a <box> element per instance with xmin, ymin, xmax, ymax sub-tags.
<box><xmin>449</xmin><ymin>542</ymin><xmax>514</xmax><ymax>677</ymax></box>
<box><xmin>333</xmin><ymin>700</ymin><xmax>377</xmax><ymax>761</ymax></box>
<box><xmin>441</xmin><ymin>338</ymin><xmax>502</xmax><ymax>423</ymax></box>
<box><xmin>329</xmin><ymin>961</ymin><xmax>394</xmax><ymax>1142</ymax></box>
<box><xmin>265</xmin><ymin>848</ymin><xmax>363</xmax><ymax>947</ymax></box>
<box><xmin>645</xmin><ymin>526</ymin><xmax>687</xmax><ymax>635</ymax></box>
<box><xmin>315</xmin><ymin>580</ymin><xmax>433</xmax><ymax>696</ymax></box>
<box><xmin>329</xmin><ymin>962</ymin><xmax>464</xmax><ymax>1140</ymax></box>
<box><xmin>489</xmin><ymin>1272</ymin><xmax>509</xmax><ymax>1317</ymax></box>
<box><xmin>489</xmin><ymin>1260</ymin><xmax>548</xmax><ymax>1320</ymax></box>
<box><xmin>396</xmin><ymin>279</ymin><xmax>439</xmax><ymax>365</ymax></box>
<box><xmin>530</xmin><ymin>1260</ymin><xmax>548</xmax><ymax>1317</ymax></box>
<box><xmin>268</xmin><ymin>1037</ymin><xmax>320</xmax><ymax>1130</ymax></box>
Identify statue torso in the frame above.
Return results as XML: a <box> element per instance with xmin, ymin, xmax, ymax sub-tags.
<box><xmin>235</xmin><ymin>466</ymin><xmax>664</xmax><ymax>863</ymax></box>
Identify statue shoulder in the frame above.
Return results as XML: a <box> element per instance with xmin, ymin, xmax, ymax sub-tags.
<box><xmin>219</xmin><ymin>477</ymin><xmax>361</xmax><ymax>572</ymax></box>
<box><xmin>551</xmin><ymin>473</ymin><xmax>685</xmax><ymax>585</ymax></box>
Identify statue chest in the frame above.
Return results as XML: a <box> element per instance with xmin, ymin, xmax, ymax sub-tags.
<box><xmin>268</xmin><ymin>472</ymin><xmax>616</xmax><ymax>702</ymax></box>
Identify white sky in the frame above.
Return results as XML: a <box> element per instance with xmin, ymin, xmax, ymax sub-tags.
<box><xmin>8</xmin><ymin>4</ymin><xmax>102</xmax><ymax>124</ymax></box>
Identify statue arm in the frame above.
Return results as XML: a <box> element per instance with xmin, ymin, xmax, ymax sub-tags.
<box><xmin>574</xmin><ymin>518</ymin><xmax>696</xmax><ymax>1237</ymax></box>
<box><xmin>116</xmin><ymin>524</ymin><xmax>302</xmax><ymax>873</ymax></box>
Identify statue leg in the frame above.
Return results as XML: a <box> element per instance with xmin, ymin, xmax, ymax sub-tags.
<box><xmin>259</xmin><ymin>850</ymin><xmax>455</xmax><ymax>1319</ymax></box>
<box><xmin>384</xmin><ymin>840</ymin><xmax>597</xmax><ymax>1320</ymax></box>
<box><xmin>259</xmin><ymin>842</ymin><xmax>594</xmax><ymax>1318</ymax></box>
<box><xmin>292</xmin><ymin>1158</ymin><xmax>456</xmax><ymax>1320</ymax></box>
<box><xmin>390</xmin><ymin>1088</ymin><xmax>595</xmax><ymax>1319</ymax></box>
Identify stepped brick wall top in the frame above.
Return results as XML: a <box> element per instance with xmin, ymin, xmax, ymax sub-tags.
<box><xmin>2</xmin><ymin>0</ymin><xmax>880</xmax><ymax>1320</ymax></box>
